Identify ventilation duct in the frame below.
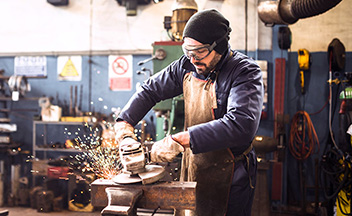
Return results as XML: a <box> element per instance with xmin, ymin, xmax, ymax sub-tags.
<box><xmin>258</xmin><ymin>0</ymin><xmax>342</xmax><ymax>26</ymax></box>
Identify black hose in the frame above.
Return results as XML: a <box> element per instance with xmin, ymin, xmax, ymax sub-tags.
<box><xmin>292</xmin><ymin>0</ymin><xmax>342</xmax><ymax>19</ymax></box>
<box><xmin>320</xmin><ymin>148</ymin><xmax>351</xmax><ymax>201</ymax></box>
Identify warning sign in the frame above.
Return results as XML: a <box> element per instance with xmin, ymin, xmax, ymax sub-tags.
<box><xmin>112</xmin><ymin>57</ymin><xmax>129</xmax><ymax>75</ymax></box>
<box><xmin>58</xmin><ymin>56</ymin><xmax>82</xmax><ymax>81</ymax></box>
<box><xmin>60</xmin><ymin>58</ymin><xmax>79</xmax><ymax>77</ymax></box>
<box><xmin>109</xmin><ymin>55</ymin><xmax>133</xmax><ymax>91</ymax></box>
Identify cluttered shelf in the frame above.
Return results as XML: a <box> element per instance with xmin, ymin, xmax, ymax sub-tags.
<box><xmin>32</xmin><ymin>120</ymin><xmax>93</xmax><ymax>159</ymax></box>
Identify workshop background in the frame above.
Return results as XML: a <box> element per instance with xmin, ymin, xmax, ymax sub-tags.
<box><xmin>0</xmin><ymin>0</ymin><xmax>351</xmax><ymax>215</ymax></box>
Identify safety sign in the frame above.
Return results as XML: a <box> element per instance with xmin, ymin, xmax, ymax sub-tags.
<box><xmin>58</xmin><ymin>56</ymin><xmax>82</xmax><ymax>81</ymax></box>
<box><xmin>109</xmin><ymin>55</ymin><xmax>133</xmax><ymax>91</ymax></box>
<box><xmin>14</xmin><ymin>56</ymin><xmax>47</xmax><ymax>77</ymax></box>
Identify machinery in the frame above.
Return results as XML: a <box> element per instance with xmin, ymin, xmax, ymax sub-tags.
<box><xmin>113</xmin><ymin>138</ymin><xmax>165</xmax><ymax>185</ymax></box>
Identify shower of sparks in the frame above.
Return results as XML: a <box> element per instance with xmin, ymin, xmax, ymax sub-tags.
<box><xmin>67</xmin><ymin>122</ymin><xmax>122</xmax><ymax>180</ymax></box>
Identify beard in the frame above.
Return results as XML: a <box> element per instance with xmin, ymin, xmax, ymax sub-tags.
<box><xmin>194</xmin><ymin>53</ymin><xmax>222</xmax><ymax>77</ymax></box>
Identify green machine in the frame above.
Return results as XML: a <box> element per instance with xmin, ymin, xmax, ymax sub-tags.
<box><xmin>152</xmin><ymin>41</ymin><xmax>184</xmax><ymax>141</ymax></box>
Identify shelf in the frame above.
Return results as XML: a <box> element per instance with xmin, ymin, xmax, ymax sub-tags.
<box><xmin>33</xmin><ymin>120</ymin><xmax>92</xmax><ymax>159</ymax></box>
<box><xmin>34</xmin><ymin>147</ymin><xmax>83</xmax><ymax>153</ymax></box>
<box><xmin>0</xmin><ymin>97</ymin><xmax>42</xmax><ymax>101</ymax></box>
<box><xmin>33</xmin><ymin>120</ymin><xmax>91</xmax><ymax>125</ymax></box>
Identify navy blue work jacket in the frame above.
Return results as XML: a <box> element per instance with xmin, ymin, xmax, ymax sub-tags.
<box><xmin>118</xmin><ymin>47</ymin><xmax>264</xmax><ymax>156</ymax></box>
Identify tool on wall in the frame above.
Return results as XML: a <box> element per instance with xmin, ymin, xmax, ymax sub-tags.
<box><xmin>7</xmin><ymin>75</ymin><xmax>31</xmax><ymax>101</ymax></box>
<box><xmin>137</xmin><ymin>48</ymin><xmax>167</xmax><ymax>66</ymax></box>
<box><xmin>69</xmin><ymin>85</ymin><xmax>83</xmax><ymax>117</ymax></box>
<box><xmin>278</xmin><ymin>26</ymin><xmax>292</xmax><ymax>50</ymax></box>
<box><xmin>297</xmin><ymin>48</ymin><xmax>311</xmax><ymax>95</ymax></box>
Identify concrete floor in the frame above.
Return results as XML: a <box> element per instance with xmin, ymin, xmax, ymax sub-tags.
<box><xmin>0</xmin><ymin>206</ymin><xmax>306</xmax><ymax>216</ymax></box>
<box><xmin>0</xmin><ymin>207</ymin><xmax>174</xmax><ymax>216</ymax></box>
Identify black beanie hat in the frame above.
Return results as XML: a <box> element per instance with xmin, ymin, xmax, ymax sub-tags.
<box><xmin>183</xmin><ymin>9</ymin><xmax>231</xmax><ymax>55</ymax></box>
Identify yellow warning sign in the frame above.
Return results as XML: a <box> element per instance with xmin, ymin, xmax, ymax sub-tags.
<box><xmin>59</xmin><ymin>58</ymin><xmax>79</xmax><ymax>77</ymax></box>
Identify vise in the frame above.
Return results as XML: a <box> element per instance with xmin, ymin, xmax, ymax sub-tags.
<box><xmin>91</xmin><ymin>179</ymin><xmax>196</xmax><ymax>216</ymax></box>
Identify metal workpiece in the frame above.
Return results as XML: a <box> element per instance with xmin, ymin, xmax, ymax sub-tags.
<box><xmin>90</xmin><ymin>179</ymin><xmax>196</xmax><ymax>210</ymax></box>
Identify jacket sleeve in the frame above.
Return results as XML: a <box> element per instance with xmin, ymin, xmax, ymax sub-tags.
<box><xmin>118</xmin><ymin>60</ymin><xmax>184</xmax><ymax>126</ymax></box>
<box><xmin>188</xmin><ymin>57</ymin><xmax>264</xmax><ymax>155</ymax></box>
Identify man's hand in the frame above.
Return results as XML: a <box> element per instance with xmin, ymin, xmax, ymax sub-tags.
<box><xmin>114</xmin><ymin>121</ymin><xmax>137</xmax><ymax>144</ymax></box>
<box><xmin>150</xmin><ymin>135</ymin><xmax>185</xmax><ymax>162</ymax></box>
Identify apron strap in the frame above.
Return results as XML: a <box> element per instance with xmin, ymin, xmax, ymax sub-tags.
<box><xmin>225</xmin><ymin>144</ymin><xmax>255</xmax><ymax>189</ymax></box>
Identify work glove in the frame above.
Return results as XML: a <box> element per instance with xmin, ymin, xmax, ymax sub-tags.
<box><xmin>114</xmin><ymin>121</ymin><xmax>137</xmax><ymax>144</ymax></box>
<box><xmin>150</xmin><ymin>135</ymin><xmax>185</xmax><ymax>162</ymax></box>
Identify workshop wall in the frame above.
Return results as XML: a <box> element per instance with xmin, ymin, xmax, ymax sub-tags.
<box><xmin>289</xmin><ymin>0</ymin><xmax>351</xmax><ymax>52</ymax></box>
<box><xmin>283</xmin><ymin>50</ymin><xmax>352</xmax><ymax>204</ymax></box>
<box><xmin>0</xmin><ymin>0</ymin><xmax>272</xmax><ymax>55</ymax></box>
<box><xmin>0</xmin><ymin>55</ymin><xmax>156</xmax><ymax>153</ymax></box>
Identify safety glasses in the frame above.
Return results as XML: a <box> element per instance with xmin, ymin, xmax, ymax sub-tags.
<box><xmin>182</xmin><ymin>43</ymin><xmax>216</xmax><ymax>61</ymax></box>
<box><xmin>182</xmin><ymin>27</ymin><xmax>231</xmax><ymax>61</ymax></box>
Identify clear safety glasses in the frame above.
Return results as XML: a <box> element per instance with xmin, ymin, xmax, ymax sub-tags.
<box><xmin>182</xmin><ymin>43</ymin><xmax>216</xmax><ymax>61</ymax></box>
<box><xmin>182</xmin><ymin>27</ymin><xmax>231</xmax><ymax>61</ymax></box>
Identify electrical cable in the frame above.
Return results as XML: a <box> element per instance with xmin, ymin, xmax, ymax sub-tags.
<box><xmin>328</xmin><ymin>50</ymin><xmax>342</xmax><ymax>153</ymax></box>
<box><xmin>289</xmin><ymin>111</ymin><xmax>320</xmax><ymax>160</ymax></box>
<box><xmin>309</xmin><ymin>98</ymin><xmax>329</xmax><ymax>116</ymax></box>
<box><xmin>320</xmin><ymin>148</ymin><xmax>351</xmax><ymax>203</ymax></box>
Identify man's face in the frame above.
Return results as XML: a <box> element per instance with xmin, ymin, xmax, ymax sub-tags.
<box><xmin>183</xmin><ymin>37</ymin><xmax>222</xmax><ymax>77</ymax></box>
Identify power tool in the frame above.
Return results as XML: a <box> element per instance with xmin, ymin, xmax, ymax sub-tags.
<box><xmin>298</xmin><ymin>48</ymin><xmax>311</xmax><ymax>94</ymax></box>
<box><xmin>113</xmin><ymin>138</ymin><xmax>165</xmax><ymax>185</ymax></box>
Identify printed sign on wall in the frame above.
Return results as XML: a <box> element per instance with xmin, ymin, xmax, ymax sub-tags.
<box><xmin>57</xmin><ymin>56</ymin><xmax>82</xmax><ymax>81</ymax></box>
<box><xmin>108</xmin><ymin>55</ymin><xmax>133</xmax><ymax>91</ymax></box>
<box><xmin>14</xmin><ymin>56</ymin><xmax>47</xmax><ymax>77</ymax></box>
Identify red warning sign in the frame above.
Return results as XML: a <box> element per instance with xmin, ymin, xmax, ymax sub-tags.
<box><xmin>112</xmin><ymin>57</ymin><xmax>129</xmax><ymax>75</ymax></box>
<box><xmin>109</xmin><ymin>55</ymin><xmax>133</xmax><ymax>91</ymax></box>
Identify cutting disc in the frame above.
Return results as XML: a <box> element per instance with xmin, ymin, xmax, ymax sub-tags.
<box><xmin>113</xmin><ymin>165</ymin><xmax>165</xmax><ymax>185</ymax></box>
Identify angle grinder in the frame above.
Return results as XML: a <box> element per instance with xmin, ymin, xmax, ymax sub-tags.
<box><xmin>113</xmin><ymin>138</ymin><xmax>165</xmax><ymax>185</ymax></box>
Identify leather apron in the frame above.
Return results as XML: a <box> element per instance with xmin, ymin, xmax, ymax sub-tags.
<box><xmin>179</xmin><ymin>72</ymin><xmax>235</xmax><ymax>216</ymax></box>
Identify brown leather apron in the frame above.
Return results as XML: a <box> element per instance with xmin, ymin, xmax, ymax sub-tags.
<box><xmin>179</xmin><ymin>72</ymin><xmax>235</xmax><ymax>216</ymax></box>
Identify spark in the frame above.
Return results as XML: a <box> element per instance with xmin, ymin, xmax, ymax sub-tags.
<box><xmin>68</xmin><ymin>123</ymin><xmax>122</xmax><ymax>179</ymax></box>
<box><xmin>30</xmin><ymin>119</ymin><xmax>152</xmax><ymax>180</ymax></box>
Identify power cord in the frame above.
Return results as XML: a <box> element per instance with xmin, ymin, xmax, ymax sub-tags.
<box><xmin>289</xmin><ymin>111</ymin><xmax>320</xmax><ymax>160</ymax></box>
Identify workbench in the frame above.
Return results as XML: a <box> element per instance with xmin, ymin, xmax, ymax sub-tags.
<box><xmin>91</xmin><ymin>179</ymin><xmax>196</xmax><ymax>215</ymax></box>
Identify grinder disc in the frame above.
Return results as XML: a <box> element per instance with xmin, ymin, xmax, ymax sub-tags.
<box><xmin>113</xmin><ymin>165</ymin><xmax>165</xmax><ymax>185</ymax></box>
<box><xmin>113</xmin><ymin>173</ymin><xmax>142</xmax><ymax>184</ymax></box>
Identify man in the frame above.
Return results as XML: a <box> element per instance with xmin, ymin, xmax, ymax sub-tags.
<box><xmin>115</xmin><ymin>9</ymin><xmax>264</xmax><ymax>216</ymax></box>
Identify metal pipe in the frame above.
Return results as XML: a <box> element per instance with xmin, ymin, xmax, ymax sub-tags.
<box><xmin>258</xmin><ymin>0</ymin><xmax>342</xmax><ymax>26</ymax></box>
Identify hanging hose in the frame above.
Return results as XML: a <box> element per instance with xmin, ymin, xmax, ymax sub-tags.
<box><xmin>320</xmin><ymin>148</ymin><xmax>352</xmax><ymax>203</ymax></box>
<box><xmin>291</xmin><ymin>0</ymin><xmax>342</xmax><ymax>19</ymax></box>
<box><xmin>258</xmin><ymin>0</ymin><xmax>343</xmax><ymax>25</ymax></box>
<box><xmin>289</xmin><ymin>111</ymin><xmax>320</xmax><ymax>160</ymax></box>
